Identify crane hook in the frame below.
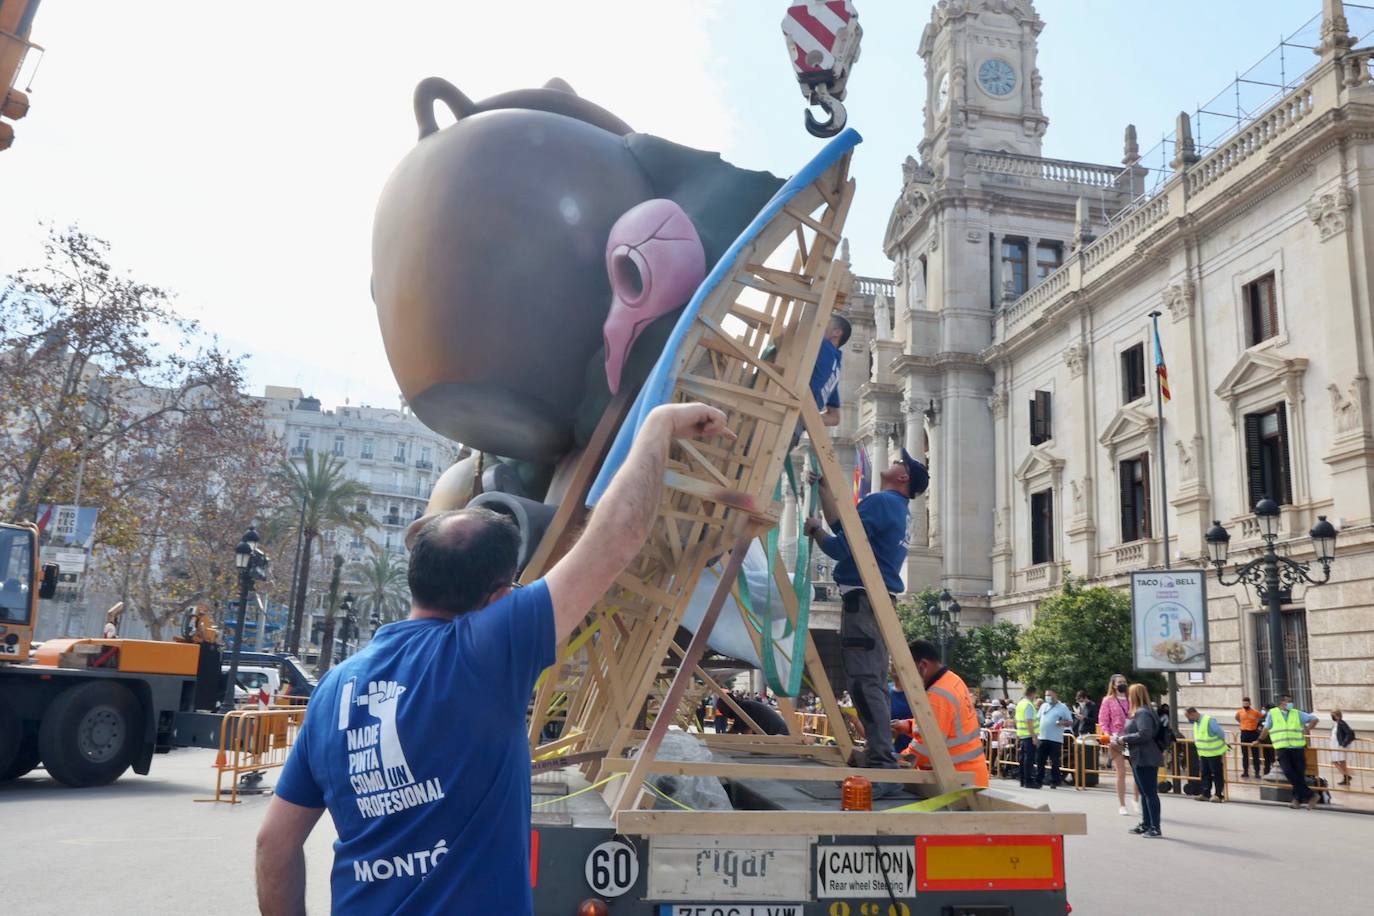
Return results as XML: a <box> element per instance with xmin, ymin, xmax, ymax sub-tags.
<box><xmin>804</xmin><ymin>85</ymin><xmax>847</xmax><ymax>138</ymax></box>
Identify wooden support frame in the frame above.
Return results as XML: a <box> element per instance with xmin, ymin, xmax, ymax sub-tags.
<box><xmin>522</xmin><ymin>147</ymin><xmax>1074</xmax><ymax>844</ymax></box>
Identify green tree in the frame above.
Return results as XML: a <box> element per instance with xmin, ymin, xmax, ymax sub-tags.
<box><xmin>894</xmin><ymin>586</ymin><xmax>984</xmax><ymax>689</ymax></box>
<box><xmin>1009</xmin><ymin>577</ymin><xmax>1165</xmax><ymax>699</ymax></box>
<box><xmin>968</xmin><ymin>620</ymin><xmax>1022</xmax><ymax>699</ymax></box>
<box><xmin>353</xmin><ymin>547</ymin><xmax>410</xmax><ymax>627</ymax></box>
<box><xmin>276</xmin><ymin>451</ymin><xmax>371</xmax><ymax>656</ymax></box>
<box><xmin>316</xmin><ymin>554</ymin><xmax>345</xmax><ymax>676</ymax></box>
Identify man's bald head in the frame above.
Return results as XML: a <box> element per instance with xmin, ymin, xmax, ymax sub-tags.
<box><xmin>407</xmin><ymin>507</ymin><xmax>521</xmax><ymax>617</ymax></box>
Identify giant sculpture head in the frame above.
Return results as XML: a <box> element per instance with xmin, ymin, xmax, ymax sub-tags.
<box><xmin>372</xmin><ymin>77</ymin><xmax>782</xmax><ymax>466</ymax></box>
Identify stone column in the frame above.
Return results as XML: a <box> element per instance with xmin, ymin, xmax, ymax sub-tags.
<box><xmin>1062</xmin><ymin>334</ymin><xmax>1098</xmax><ymax>577</ymax></box>
<box><xmin>1310</xmin><ymin>181</ymin><xmax>1374</xmax><ymax>525</ymax></box>
<box><xmin>1161</xmin><ymin>275</ymin><xmax>1213</xmax><ymax>557</ymax></box>
<box><xmin>989</xmin><ymin>382</ymin><xmax>1012</xmax><ymax>594</ymax></box>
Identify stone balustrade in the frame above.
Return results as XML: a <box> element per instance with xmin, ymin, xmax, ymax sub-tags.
<box><xmin>1186</xmin><ymin>88</ymin><xmax>1314</xmax><ymax>196</ymax></box>
<box><xmin>1003</xmin><ymin>256</ymin><xmax>1074</xmax><ymax>329</ymax></box>
<box><xmin>1342</xmin><ymin>46</ymin><xmax>1374</xmax><ymax>88</ymax></box>
<box><xmin>853</xmin><ymin>275</ymin><xmax>895</xmax><ymax>298</ymax></box>
<box><xmin>968</xmin><ymin>151</ymin><xmax>1123</xmax><ymax>189</ymax></box>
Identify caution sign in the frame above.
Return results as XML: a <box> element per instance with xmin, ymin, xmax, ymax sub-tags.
<box><xmin>815</xmin><ymin>845</ymin><xmax>915</xmax><ymax>899</ymax></box>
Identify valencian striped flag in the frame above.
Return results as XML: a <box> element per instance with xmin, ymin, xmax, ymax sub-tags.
<box><xmin>1153</xmin><ymin>313</ymin><xmax>1171</xmax><ymax>402</ymax></box>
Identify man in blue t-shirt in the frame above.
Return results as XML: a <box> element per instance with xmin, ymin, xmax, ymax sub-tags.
<box><xmin>804</xmin><ymin>448</ymin><xmax>927</xmax><ymax>782</ymax></box>
<box><xmin>809</xmin><ymin>314</ymin><xmax>851</xmax><ymax>428</ymax></box>
<box><xmin>255</xmin><ymin>403</ymin><xmax>733</xmax><ymax>915</ymax></box>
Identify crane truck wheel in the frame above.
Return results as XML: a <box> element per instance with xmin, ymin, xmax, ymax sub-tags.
<box><xmin>37</xmin><ymin>681</ymin><xmax>141</xmax><ymax>788</ymax></box>
<box><xmin>0</xmin><ymin>698</ymin><xmax>21</xmax><ymax>777</ymax></box>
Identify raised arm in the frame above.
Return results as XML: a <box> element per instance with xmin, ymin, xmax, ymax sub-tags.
<box><xmin>545</xmin><ymin>403</ymin><xmax>733</xmax><ymax>643</ymax></box>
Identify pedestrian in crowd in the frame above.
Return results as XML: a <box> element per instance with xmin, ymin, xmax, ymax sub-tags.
<box><xmin>1234</xmin><ymin>695</ymin><xmax>1267</xmax><ymax>778</ymax></box>
<box><xmin>1260</xmin><ymin>693</ymin><xmax>1319</xmax><ymax>810</ymax></box>
<box><xmin>1112</xmin><ymin>683</ymin><xmax>1164</xmax><ymax>838</ymax></box>
<box><xmin>1331</xmin><ymin>710</ymin><xmax>1355</xmax><ymax>786</ymax></box>
<box><xmin>713</xmin><ymin>694</ymin><xmax>729</xmax><ymax>734</ymax></box>
<box><xmin>1100</xmin><ymin>673</ymin><xmax>1138</xmax><ymax>816</ymax></box>
<box><xmin>1073</xmin><ymin>690</ymin><xmax>1098</xmax><ymax>738</ymax></box>
<box><xmin>254</xmin><ymin>402</ymin><xmax>732</xmax><ymax>914</ymax></box>
<box><xmin>889</xmin><ymin>679</ymin><xmax>913</xmax><ymax>754</ymax></box>
<box><xmin>889</xmin><ymin>639</ymin><xmax>990</xmax><ymax>787</ymax></box>
<box><xmin>805</xmin><ymin>449</ymin><xmax>927</xmax><ymax>790</ymax></box>
<box><xmin>1015</xmin><ymin>686</ymin><xmax>1039</xmax><ymax>788</ymax></box>
<box><xmin>1185</xmin><ymin>706</ymin><xmax>1228</xmax><ymax>802</ymax></box>
<box><xmin>990</xmin><ymin>704</ymin><xmax>1007</xmax><ymax>728</ymax></box>
<box><xmin>1031</xmin><ymin>688</ymin><xmax>1073</xmax><ymax>789</ymax></box>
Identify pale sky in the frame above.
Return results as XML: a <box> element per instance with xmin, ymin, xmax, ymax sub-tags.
<box><xmin>0</xmin><ymin>0</ymin><xmax>1349</xmax><ymax>412</ymax></box>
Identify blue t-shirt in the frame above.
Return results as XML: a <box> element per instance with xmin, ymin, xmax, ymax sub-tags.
<box><xmin>809</xmin><ymin>338</ymin><xmax>843</xmax><ymax>411</ymax></box>
<box><xmin>275</xmin><ymin>581</ymin><xmax>556</xmax><ymax>914</ymax></box>
<box><xmin>820</xmin><ymin>489</ymin><xmax>910</xmax><ymax>594</ymax></box>
<box><xmin>1038</xmin><ymin>701</ymin><xmax>1073</xmax><ymax>742</ymax></box>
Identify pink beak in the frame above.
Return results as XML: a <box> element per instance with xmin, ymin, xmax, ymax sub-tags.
<box><xmin>602</xmin><ymin>199</ymin><xmax>706</xmax><ymax>394</ymax></box>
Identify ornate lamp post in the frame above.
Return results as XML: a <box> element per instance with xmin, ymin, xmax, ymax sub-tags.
<box><xmin>1204</xmin><ymin>501</ymin><xmax>1337</xmax><ymax>703</ymax></box>
<box><xmin>929</xmin><ymin>588</ymin><xmax>962</xmax><ymax>664</ymax></box>
<box><xmin>222</xmin><ymin>526</ymin><xmax>270</xmax><ymax>711</ymax></box>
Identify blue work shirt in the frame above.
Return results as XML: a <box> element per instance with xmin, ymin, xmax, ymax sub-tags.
<box><xmin>1037</xmin><ymin>700</ymin><xmax>1073</xmax><ymax>742</ymax></box>
<box><xmin>810</xmin><ymin>337</ymin><xmax>843</xmax><ymax>412</ymax></box>
<box><xmin>820</xmin><ymin>489</ymin><xmax>911</xmax><ymax>594</ymax></box>
<box><xmin>275</xmin><ymin>581</ymin><xmax>556</xmax><ymax>914</ymax></box>
<box><xmin>1261</xmin><ymin>706</ymin><xmax>1319</xmax><ymax>730</ymax></box>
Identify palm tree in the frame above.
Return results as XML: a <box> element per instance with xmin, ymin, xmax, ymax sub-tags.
<box><xmin>353</xmin><ymin>547</ymin><xmax>411</xmax><ymax>628</ymax></box>
<box><xmin>277</xmin><ymin>450</ymin><xmax>371</xmax><ymax>657</ymax></box>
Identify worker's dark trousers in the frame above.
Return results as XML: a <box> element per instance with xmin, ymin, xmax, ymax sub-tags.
<box><xmin>1239</xmin><ymin>729</ymin><xmax>1262</xmax><ymax>776</ymax></box>
<box><xmin>1018</xmin><ymin>737</ymin><xmax>1036</xmax><ymax>786</ymax></box>
<box><xmin>840</xmin><ymin>589</ymin><xmax>896</xmax><ymax>768</ymax></box>
<box><xmin>1277</xmin><ymin>747</ymin><xmax>1313</xmax><ymax>802</ymax></box>
<box><xmin>1034</xmin><ymin>738</ymin><xmax>1063</xmax><ymax>787</ymax></box>
<box><xmin>1198</xmin><ymin>755</ymin><xmax>1226</xmax><ymax>799</ymax></box>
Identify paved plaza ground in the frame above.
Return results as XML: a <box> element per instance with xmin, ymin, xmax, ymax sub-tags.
<box><xmin>3</xmin><ymin>748</ymin><xmax>1370</xmax><ymax>914</ymax></box>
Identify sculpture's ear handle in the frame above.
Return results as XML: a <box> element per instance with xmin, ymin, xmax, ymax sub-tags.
<box><xmin>413</xmin><ymin>77</ymin><xmax>476</xmax><ymax>140</ymax></box>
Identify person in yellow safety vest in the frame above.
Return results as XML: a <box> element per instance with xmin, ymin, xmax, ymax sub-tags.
<box><xmin>1184</xmin><ymin>707</ymin><xmax>1229</xmax><ymax>802</ymax></box>
<box><xmin>1013</xmin><ymin>686</ymin><xmax>1039</xmax><ymax>788</ymax></box>
<box><xmin>1260</xmin><ymin>693</ymin><xmax>1320</xmax><ymax>810</ymax></box>
<box><xmin>889</xmin><ymin>639</ymin><xmax>990</xmax><ymax>788</ymax></box>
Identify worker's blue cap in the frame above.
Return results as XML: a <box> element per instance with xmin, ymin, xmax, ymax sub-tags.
<box><xmin>900</xmin><ymin>448</ymin><xmax>928</xmax><ymax>499</ymax></box>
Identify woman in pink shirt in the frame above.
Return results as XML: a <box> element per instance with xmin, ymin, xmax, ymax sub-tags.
<box><xmin>1100</xmin><ymin>673</ymin><xmax>1138</xmax><ymax>816</ymax></box>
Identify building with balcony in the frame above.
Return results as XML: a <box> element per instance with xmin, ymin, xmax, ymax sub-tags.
<box><xmin>854</xmin><ymin>0</ymin><xmax>1374</xmax><ymax>723</ymax></box>
<box><xmin>260</xmin><ymin>386</ymin><xmax>460</xmax><ymax>606</ymax></box>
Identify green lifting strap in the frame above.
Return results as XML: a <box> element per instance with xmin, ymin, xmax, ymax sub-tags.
<box><xmin>735</xmin><ymin>454</ymin><xmax>816</xmax><ymax>697</ymax></box>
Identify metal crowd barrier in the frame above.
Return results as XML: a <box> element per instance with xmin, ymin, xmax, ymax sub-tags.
<box><xmin>995</xmin><ymin>730</ymin><xmax>1374</xmax><ymax>800</ymax></box>
<box><xmin>203</xmin><ymin>706</ymin><xmax>307</xmax><ymax>804</ymax></box>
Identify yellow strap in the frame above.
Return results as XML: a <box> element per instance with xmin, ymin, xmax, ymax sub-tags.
<box><xmin>531</xmin><ymin>772</ymin><xmax>624</xmax><ymax>808</ymax></box>
<box><xmin>644</xmin><ymin>780</ymin><xmax>696</xmax><ymax>811</ymax></box>
<box><xmin>533</xmin><ymin>604</ymin><xmax>623</xmax><ymax>692</ymax></box>
<box><xmin>884</xmin><ymin>787</ymin><xmax>978</xmax><ymax>813</ymax></box>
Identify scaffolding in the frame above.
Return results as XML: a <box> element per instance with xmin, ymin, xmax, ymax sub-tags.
<box><xmin>1110</xmin><ymin>4</ymin><xmax>1374</xmax><ymax>221</ymax></box>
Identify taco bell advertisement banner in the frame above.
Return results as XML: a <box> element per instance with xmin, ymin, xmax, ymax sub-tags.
<box><xmin>1130</xmin><ymin>570</ymin><xmax>1210</xmax><ymax>673</ymax></box>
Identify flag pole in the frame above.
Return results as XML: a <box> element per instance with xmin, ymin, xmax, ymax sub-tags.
<box><xmin>1149</xmin><ymin>309</ymin><xmax>1178</xmax><ymax>734</ymax></box>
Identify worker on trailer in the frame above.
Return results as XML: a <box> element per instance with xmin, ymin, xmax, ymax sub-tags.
<box><xmin>255</xmin><ymin>403</ymin><xmax>733</xmax><ymax>915</ymax></box>
<box><xmin>891</xmin><ymin>639</ymin><xmax>991</xmax><ymax>788</ymax></box>
<box><xmin>804</xmin><ymin>448</ymin><xmax>927</xmax><ymax>788</ymax></box>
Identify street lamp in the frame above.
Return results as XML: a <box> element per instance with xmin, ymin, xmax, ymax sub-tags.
<box><xmin>928</xmin><ymin>589</ymin><xmax>960</xmax><ymax>664</ymax></box>
<box><xmin>339</xmin><ymin>592</ymin><xmax>356</xmax><ymax>660</ymax></box>
<box><xmin>1204</xmin><ymin>504</ymin><xmax>1337</xmax><ymax>703</ymax></box>
<box><xmin>222</xmin><ymin>526</ymin><xmax>270</xmax><ymax>711</ymax></box>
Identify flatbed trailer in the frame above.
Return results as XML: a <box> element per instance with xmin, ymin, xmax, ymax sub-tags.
<box><xmin>531</xmin><ymin>755</ymin><xmax>1081</xmax><ymax>915</ymax></box>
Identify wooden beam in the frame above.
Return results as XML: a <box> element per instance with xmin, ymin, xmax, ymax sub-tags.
<box><xmin>617</xmin><ymin>809</ymin><xmax>1089</xmax><ymax>838</ymax></box>
<box><xmin>600</xmin><ymin>757</ymin><xmax>945</xmax><ymax>785</ymax></box>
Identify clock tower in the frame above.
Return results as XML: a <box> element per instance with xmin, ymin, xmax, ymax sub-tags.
<box><xmin>918</xmin><ymin>0</ymin><xmax>1047</xmax><ymax>165</ymax></box>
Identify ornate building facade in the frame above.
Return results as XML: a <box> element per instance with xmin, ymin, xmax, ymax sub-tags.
<box><xmin>857</xmin><ymin>0</ymin><xmax>1374</xmax><ymax>721</ymax></box>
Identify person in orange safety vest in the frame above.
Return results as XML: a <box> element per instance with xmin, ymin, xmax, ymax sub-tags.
<box><xmin>890</xmin><ymin>639</ymin><xmax>990</xmax><ymax>788</ymax></box>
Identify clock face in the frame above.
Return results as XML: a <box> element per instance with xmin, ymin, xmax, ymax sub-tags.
<box><xmin>936</xmin><ymin>72</ymin><xmax>950</xmax><ymax>112</ymax></box>
<box><xmin>978</xmin><ymin>58</ymin><xmax>1016</xmax><ymax>97</ymax></box>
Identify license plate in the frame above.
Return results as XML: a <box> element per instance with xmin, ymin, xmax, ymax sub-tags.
<box><xmin>659</xmin><ymin>907</ymin><xmax>805</xmax><ymax>916</ymax></box>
